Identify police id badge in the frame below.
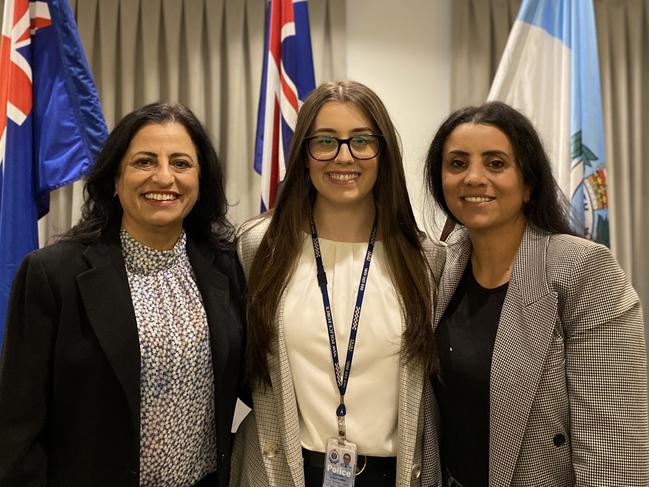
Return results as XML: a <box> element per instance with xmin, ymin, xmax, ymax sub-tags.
<box><xmin>322</xmin><ymin>437</ymin><xmax>357</xmax><ymax>487</ymax></box>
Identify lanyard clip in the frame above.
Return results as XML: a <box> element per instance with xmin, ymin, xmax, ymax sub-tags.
<box><xmin>337</xmin><ymin>414</ymin><xmax>346</xmax><ymax>445</ymax></box>
<box><xmin>336</xmin><ymin>402</ymin><xmax>347</xmax><ymax>417</ymax></box>
<box><xmin>337</xmin><ymin>395</ymin><xmax>346</xmax><ymax>444</ymax></box>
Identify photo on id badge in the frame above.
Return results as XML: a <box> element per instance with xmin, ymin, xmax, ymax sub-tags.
<box><xmin>323</xmin><ymin>438</ymin><xmax>357</xmax><ymax>487</ymax></box>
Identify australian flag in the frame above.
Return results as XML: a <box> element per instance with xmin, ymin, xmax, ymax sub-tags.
<box><xmin>254</xmin><ymin>0</ymin><xmax>315</xmax><ymax>212</ymax></box>
<box><xmin>0</xmin><ymin>0</ymin><xmax>107</xmax><ymax>344</ymax></box>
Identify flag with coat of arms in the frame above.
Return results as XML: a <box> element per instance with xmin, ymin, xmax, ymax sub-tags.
<box><xmin>254</xmin><ymin>0</ymin><xmax>315</xmax><ymax>212</ymax></box>
<box><xmin>0</xmin><ymin>0</ymin><xmax>107</xmax><ymax>345</ymax></box>
<box><xmin>488</xmin><ymin>0</ymin><xmax>609</xmax><ymax>246</ymax></box>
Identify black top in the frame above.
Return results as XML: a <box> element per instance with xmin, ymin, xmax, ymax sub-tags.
<box><xmin>434</xmin><ymin>263</ymin><xmax>509</xmax><ymax>487</ymax></box>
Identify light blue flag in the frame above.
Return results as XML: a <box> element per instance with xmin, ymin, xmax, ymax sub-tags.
<box><xmin>489</xmin><ymin>0</ymin><xmax>609</xmax><ymax>245</ymax></box>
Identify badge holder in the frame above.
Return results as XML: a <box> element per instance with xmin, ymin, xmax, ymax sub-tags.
<box><xmin>322</xmin><ymin>437</ymin><xmax>357</xmax><ymax>487</ymax></box>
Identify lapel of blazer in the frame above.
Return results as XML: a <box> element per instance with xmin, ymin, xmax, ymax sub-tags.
<box><xmin>489</xmin><ymin>225</ymin><xmax>559</xmax><ymax>487</ymax></box>
<box><xmin>186</xmin><ymin>239</ymin><xmax>231</xmax><ymax>387</ymax></box>
<box><xmin>269</xmin><ymin>293</ymin><xmax>305</xmax><ymax>486</ymax></box>
<box><xmin>397</xmin><ymin>335</ymin><xmax>424</xmax><ymax>483</ymax></box>
<box><xmin>240</xmin><ymin>217</ymin><xmax>304</xmax><ymax>485</ymax></box>
<box><xmin>434</xmin><ymin>229</ymin><xmax>472</xmax><ymax>330</ymax></box>
<box><xmin>76</xmin><ymin>235</ymin><xmax>141</xmax><ymax>432</ymax></box>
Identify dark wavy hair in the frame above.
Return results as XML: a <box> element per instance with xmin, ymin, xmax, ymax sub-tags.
<box><xmin>63</xmin><ymin>102</ymin><xmax>233</xmax><ymax>246</ymax></box>
<box><xmin>424</xmin><ymin>101</ymin><xmax>575</xmax><ymax>235</ymax></box>
<box><xmin>246</xmin><ymin>80</ymin><xmax>437</xmax><ymax>386</ymax></box>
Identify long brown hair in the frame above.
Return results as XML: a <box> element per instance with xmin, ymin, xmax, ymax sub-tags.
<box><xmin>246</xmin><ymin>80</ymin><xmax>437</xmax><ymax>386</ymax></box>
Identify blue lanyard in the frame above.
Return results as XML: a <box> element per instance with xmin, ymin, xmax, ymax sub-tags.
<box><xmin>309</xmin><ymin>211</ymin><xmax>378</xmax><ymax>441</ymax></box>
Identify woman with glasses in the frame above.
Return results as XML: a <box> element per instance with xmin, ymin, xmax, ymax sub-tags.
<box><xmin>230</xmin><ymin>80</ymin><xmax>444</xmax><ymax>487</ymax></box>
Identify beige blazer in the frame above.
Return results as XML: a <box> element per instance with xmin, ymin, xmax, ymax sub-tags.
<box><xmin>230</xmin><ymin>216</ymin><xmax>446</xmax><ymax>487</ymax></box>
<box><xmin>421</xmin><ymin>224</ymin><xmax>649</xmax><ymax>487</ymax></box>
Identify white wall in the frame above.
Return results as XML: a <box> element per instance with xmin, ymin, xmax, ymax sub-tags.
<box><xmin>345</xmin><ymin>0</ymin><xmax>452</xmax><ymax>231</ymax></box>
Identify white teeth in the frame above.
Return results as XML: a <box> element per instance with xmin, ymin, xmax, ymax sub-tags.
<box><xmin>464</xmin><ymin>196</ymin><xmax>493</xmax><ymax>203</ymax></box>
<box><xmin>144</xmin><ymin>193</ymin><xmax>177</xmax><ymax>201</ymax></box>
<box><xmin>328</xmin><ymin>173</ymin><xmax>358</xmax><ymax>181</ymax></box>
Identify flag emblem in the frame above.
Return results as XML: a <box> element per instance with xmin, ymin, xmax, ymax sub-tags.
<box><xmin>0</xmin><ymin>1</ymin><xmax>53</xmax><ymax>165</ymax></box>
<box><xmin>0</xmin><ymin>0</ymin><xmax>107</xmax><ymax>342</ymax></box>
<box><xmin>489</xmin><ymin>0</ymin><xmax>609</xmax><ymax>245</ymax></box>
<box><xmin>254</xmin><ymin>0</ymin><xmax>315</xmax><ymax>211</ymax></box>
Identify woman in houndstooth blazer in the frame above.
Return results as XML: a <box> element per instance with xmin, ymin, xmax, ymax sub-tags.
<box><xmin>230</xmin><ymin>81</ymin><xmax>445</xmax><ymax>487</ymax></box>
<box><xmin>420</xmin><ymin>101</ymin><xmax>649</xmax><ymax>487</ymax></box>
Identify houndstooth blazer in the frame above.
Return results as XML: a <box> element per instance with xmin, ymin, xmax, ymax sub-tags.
<box><xmin>230</xmin><ymin>215</ymin><xmax>446</xmax><ymax>487</ymax></box>
<box><xmin>421</xmin><ymin>224</ymin><xmax>649</xmax><ymax>487</ymax></box>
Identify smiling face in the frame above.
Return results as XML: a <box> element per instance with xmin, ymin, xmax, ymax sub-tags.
<box><xmin>115</xmin><ymin>122</ymin><xmax>200</xmax><ymax>247</ymax></box>
<box><xmin>307</xmin><ymin>101</ymin><xmax>379</xmax><ymax>212</ymax></box>
<box><xmin>442</xmin><ymin>122</ymin><xmax>530</xmax><ymax>238</ymax></box>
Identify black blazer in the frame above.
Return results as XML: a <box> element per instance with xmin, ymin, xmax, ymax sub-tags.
<box><xmin>0</xmin><ymin>230</ymin><xmax>246</xmax><ymax>487</ymax></box>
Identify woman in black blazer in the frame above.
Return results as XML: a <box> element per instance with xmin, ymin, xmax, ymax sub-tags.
<box><xmin>0</xmin><ymin>103</ymin><xmax>246</xmax><ymax>487</ymax></box>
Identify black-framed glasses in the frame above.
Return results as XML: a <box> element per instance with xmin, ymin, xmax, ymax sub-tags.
<box><xmin>305</xmin><ymin>134</ymin><xmax>384</xmax><ymax>161</ymax></box>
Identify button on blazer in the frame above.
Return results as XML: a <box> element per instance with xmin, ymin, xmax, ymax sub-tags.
<box><xmin>421</xmin><ymin>224</ymin><xmax>649</xmax><ymax>487</ymax></box>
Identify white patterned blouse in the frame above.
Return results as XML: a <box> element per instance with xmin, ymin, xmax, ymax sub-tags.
<box><xmin>121</xmin><ymin>229</ymin><xmax>216</xmax><ymax>487</ymax></box>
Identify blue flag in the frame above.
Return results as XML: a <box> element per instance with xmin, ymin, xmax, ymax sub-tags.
<box><xmin>254</xmin><ymin>0</ymin><xmax>315</xmax><ymax>211</ymax></box>
<box><xmin>489</xmin><ymin>0</ymin><xmax>609</xmax><ymax>245</ymax></box>
<box><xmin>0</xmin><ymin>0</ymin><xmax>108</xmax><ymax>345</ymax></box>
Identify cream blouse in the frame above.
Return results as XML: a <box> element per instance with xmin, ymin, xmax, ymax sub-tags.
<box><xmin>283</xmin><ymin>234</ymin><xmax>402</xmax><ymax>456</ymax></box>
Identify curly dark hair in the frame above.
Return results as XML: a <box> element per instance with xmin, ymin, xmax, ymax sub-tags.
<box><xmin>63</xmin><ymin>102</ymin><xmax>233</xmax><ymax>247</ymax></box>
